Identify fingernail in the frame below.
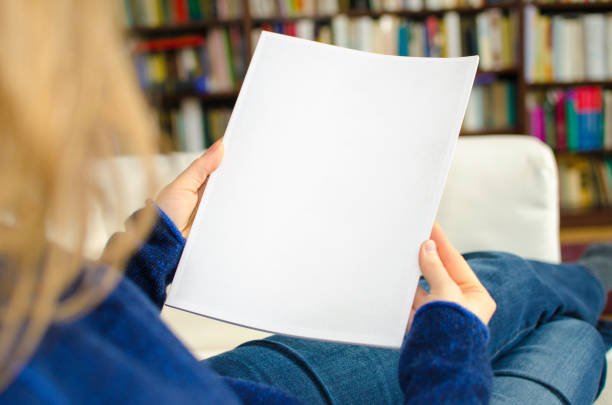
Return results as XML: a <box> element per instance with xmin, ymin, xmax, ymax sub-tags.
<box><xmin>425</xmin><ymin>240</ymin><xmax>437</xmax><ymax>254</ymax></box>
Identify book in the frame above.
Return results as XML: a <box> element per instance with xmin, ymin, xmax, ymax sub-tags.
<box><xmin>527</xmin><ymin>86</ymin><xmax>607</xmax><ymax>152</ymax></box>
<box><xmin>525</xmin><ymin>9</ymin><xmax>612</xmax><ymax>83</ymax></box>
<box><xmin>166</xmin><ymin>32</ymin><xmax>478</xmax><ymax>348</ymax></box>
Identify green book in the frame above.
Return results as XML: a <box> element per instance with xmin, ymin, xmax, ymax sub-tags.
<box><xmin>223</xmin><ymin>29</ymin><xmax>236</xmax><ymax>87</ymax></box>
<box><xmin>566</xmin><ymin>91</ymin><xmax>579</xmax><ymax>151</ymax></box>
<box><xmin>543</xmin><ymin>93</ymin><xmax>556</xmax><ymax>149</ymax></box>
<box><xmin>187</xmin><ymin>0</ymin><xmax>202</xmax><ymax>20</ymax></box>
<box><xmin>506</xmin><ymin>82</ymin><xmax>516</xmax><ymax>126</ymax></box>
<box><xmin>160</xmin><ymin>0</ymin><xmax>171</xmax><ymax>24</ymax></box>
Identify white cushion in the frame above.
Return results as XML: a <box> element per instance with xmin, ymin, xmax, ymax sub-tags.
<box><xmin>436</xmin><ymin>136</ymin><xmax>561</xmax><ymax>263</ymax></box>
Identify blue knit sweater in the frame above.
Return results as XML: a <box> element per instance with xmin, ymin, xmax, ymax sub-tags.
<box><xmin>0</xmin><ymin>209</ymin><xmax>492</xmax><ymax>404</ymax></box>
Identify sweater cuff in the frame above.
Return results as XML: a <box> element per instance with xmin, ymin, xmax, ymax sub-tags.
<box><xmin>411</xmin><ymin>301</ymin><xmax>490</xmax><ymax>343</ymax></box>
<box><xmin>151</xmin><ymin>201</ymin><xmax>187</xmax><ymax>247</ymax></box>
<box><xmin>398</xmin><ymin>301</ymin><xmax>493</xmax><ymax>403</ymax></box>
<box><xmin>399</xmin><ymin>301</ymin><xmax>490</xmax><ymax>384</ymax></box>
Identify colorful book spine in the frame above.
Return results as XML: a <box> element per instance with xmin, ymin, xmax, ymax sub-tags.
<box><xmin>529</xmin><ymin>86</ymin><xmax>607</xmax><ymax>152</ymax></box>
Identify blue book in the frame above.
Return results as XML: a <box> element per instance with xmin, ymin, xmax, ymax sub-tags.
<box><xmin>398</xmin><ymin>25</ymin><xmax>409</xmax><ymax>57</ymax></box>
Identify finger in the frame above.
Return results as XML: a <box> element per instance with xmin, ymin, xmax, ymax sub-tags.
<box><xmin>418</xmin><ymin>240</ymin><xmax>454</xmax><ymax>292</ymax></box>
<box><xmin>412</xmin><ymin>286</ymin><xmax>428</xmax><ymax>310</ymax></box>
<box><xmin>406</xmin><ymin>308</ymin><xmax>415</xmax><ymax>332</ymax></box>
<box><xmin>175</xmin><ymin>139</ymin><xmax>224</xmax><ymax>191</ymax></box>
<box><xmin>431</xmin><ymin>222</ymin><xmax>481</xmax><ymax>287</ymax></box>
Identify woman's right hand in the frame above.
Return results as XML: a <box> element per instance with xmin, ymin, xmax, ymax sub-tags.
<box><xmin>412</xmin><ymin>223</ymin><xmax>496</xmax><ymax>326</ymax></box>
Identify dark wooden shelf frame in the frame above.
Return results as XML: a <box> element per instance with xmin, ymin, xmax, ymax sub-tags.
<box><xmin>461</xmin><ymin>126</ymin><xmax>522</xmax><ymax>135</ymax></box>
<box><xmin>555</xmin><ymin>149</ymin><xmax>612</xmax><ymax>157</ymax></box>
<box><xmin>527</xmin><ymin>80</ymin><xmax>612</xmax><ymax>88</ymax></box>
<box><xmin>561</xmin><ymin>207</ymin><xmax>612</xmax><ymax>228</ymax></box>
<box><xmin>535</xmin><ymin>1</ymin><xmax>612</xmax><ymax>13</ymax></box>
<box><xmin>130</xmin><ymin>18</ymin><xmax>244</xmax><ymax>37</ymax></box>
<box><xmin>146</xmin><ymin>89</ymin><xmax>240</xmax><ymax>105</ymax></box>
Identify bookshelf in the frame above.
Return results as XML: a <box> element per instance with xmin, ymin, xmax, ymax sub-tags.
<box><xmin>125</xmin><ymin>0</ymin><xmax>612</xmax><ymax>231</ymax></box>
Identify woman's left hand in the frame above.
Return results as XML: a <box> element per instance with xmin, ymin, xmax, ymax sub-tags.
<box><xmin>156</xmin><ymin>139</ymin><xmax>224</xmax><ymax>238</ymax></box>
<box><xmin>410</xmin><ymin>222</ymin><xmax>496</xmax><ymax>327</ymax></box>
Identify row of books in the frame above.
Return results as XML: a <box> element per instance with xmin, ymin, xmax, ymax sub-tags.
<box><xmin>158</xmin><ymin>99</ymin><xmax>231</xmax><ymax>151</ymax></box>
<box><xmin>250</xmin><ymin>0</ymin><xmax>339</xmax><ymax>17</ymax></box>
<box><xmin>132</xmin><ymin>29</ymin><xmax>246</xmax><ymax>94</ymax></box>
<box><xmin>463</xmin><ymin>77</ymin><xmax>516</xmax><ymax>131</ymax></box>
<box><xmin>251</xmin><ymin>10</ymin><xmax>517</xmax><ymax>69</ymax></box>
<box><xmin>524</xmin><ymin>8</ymin><xmax>612</xmax><ymax>83</ymax></box>
<box><xmin>558</xmin><ymin>157</ymin><xmax>612</xmax><ymax>210</ymax></box>
<box><xmin>250</xmin><ymin>0</ymin><xmax>505</xmax><ymax>16</ymax></box>
<box><xmin>527</xmin><ymin>87</ymin><xmax>612</xmax><ymax>151</ymax></box>
<box><xmin>124</xmin><ymin>0</ymin><xmax>244</xmax><ymax>27</ymax></box>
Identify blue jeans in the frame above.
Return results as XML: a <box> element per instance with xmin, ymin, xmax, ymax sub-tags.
<box><xmin>206</xmin><ymin>252</ymin><xmax>608</xmax><ymax>404</ymax></box>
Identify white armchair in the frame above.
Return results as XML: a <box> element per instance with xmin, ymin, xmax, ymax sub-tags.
<box><xmin>80</xmin><ymin>135</ymin><xmax>610</xmax><ymax>403</ymax></box>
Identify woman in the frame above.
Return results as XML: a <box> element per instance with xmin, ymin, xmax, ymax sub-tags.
<box><xmin>0</xmin><ymin>1</ymin><xmax>608</xmax><ymax>404</ymax></box>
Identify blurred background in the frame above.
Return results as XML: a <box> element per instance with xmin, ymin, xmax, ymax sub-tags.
<box><xmin>122</xmin><ymin>0</ymin><xmax>612</xmax><ymax>261</ymax></box>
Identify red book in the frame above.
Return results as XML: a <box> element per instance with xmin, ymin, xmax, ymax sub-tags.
<box><xmin>134</xmin><ymin>36</ymin><xmax>204</xmax><ymax>52</ymax></box>
<box><xmin>173</xmin><ymin>0</ymin><xmax>188</xmax><ymax>23</ymax></box>
<box><xmin>425</xmin><ymin>16</ymin><xmax>440</xmax><ymax>57</ymax></box>
<box><xmin>285</xmin><ymin>23</ymin><xmax>297</xmax><ymax>37</ymax></box>
<box><xmin>555</xmin><ymin>91</ymin><xmax>567</xmax><ymax>150</ymax></box>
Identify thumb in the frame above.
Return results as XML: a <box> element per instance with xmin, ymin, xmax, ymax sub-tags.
<box><xmin>418</xmin><ymin>240</ymin><xmax>454</xmax><ymax>292</ymax></box>
<box><xmin>176</xmin><ymin>139</ymin><xmax>224</xmax><ymax>191</ymax></box>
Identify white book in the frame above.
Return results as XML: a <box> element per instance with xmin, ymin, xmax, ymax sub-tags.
<box><xmin>425</xmin><ymin>0</ymin><xmax>442</xmax><ymax>11</ymax></box>
<box><xmin>524</xmin><ymin>5</ymin><xmax>537</xmax><ymax>83</ymax></box>
<box><xmin>377</xmin><ymin>15</ymin><xmax>400</xmax><ymax>55</ymax></box>
<box><xmin>444</xmin><ymin>12</ymin><xmax>461</xmax><ymax>58</ymax></box>
<box><xmin>405</xmin><ymin>0</ymin><xmax>423</xmax><ymax>11</ymax></box>
<box><xmin>476</xmin><ymin>12</ymin><xmax>492</xmax><ymax>70</ymax></box>
<box><xmin>582</xmin><ymin>14</ymin><xmax>606</xmax><ymax>80</ymax></box>
<box><xmin>410</xmin><ymin>22</ymin><xmax>425</xmax><ymax>57</ymax></box>
<box><xmin>296</xmin><ymin>19</ymin><xmax>316</xmax><ymax>41</ymax></box>
<box><xmin>179</xmin><ymin>99</ymin><xmax>205</xmax><ymax>153</ymax></box>
<box><xmin>570</xmin><ymin>19</ymin><xmax>585</xmax><ymax>81</ymax></box>
<box><xmin>463</xmin><ymin>86</ymin><xmax>482</xmax><ymax>130</ymax></box>
<box><xmin>331</xmin><ymin>15</ymin><xmax>350</xmax><ymax>49</ymax></box>
<box><xmin>166</xmin><ymin>32</ymin><xmax>478</xmax><ymax>348</ymax></box>
<box><xmin>356</xmin><ymin>16</ymin><xmax>375</xmax><ymax>52</ymax></box>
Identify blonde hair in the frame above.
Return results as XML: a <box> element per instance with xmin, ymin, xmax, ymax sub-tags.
<box><xmin>0</xmin><ymin>0</ymin><xmax>157</xmax><ymax>388</ymax></box>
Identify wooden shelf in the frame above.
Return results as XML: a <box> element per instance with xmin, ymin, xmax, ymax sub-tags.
<box><xmin>146</xmin><ymin>89</ymin><xmax>239</xmax><ymax>105</ymax></box>
<box><xmin>461</xmin><ymin>126</ymin><xmax>521</xmax><ymax>135</ymax></box>
<box><xmin>477</xmin><ymin>67</ymin><xmax>519</xmax><ymax>75</ymax></box>
<box><xmin>561</xmin><ymin>207</ymin><xmax>612</xmax><ymax>228</ymax></box>
<box><xmin>533</xmin><ymin>1</ymin><xmax>612</xmax><ymax>13</ymax></box>
<box><xmin>129</xmin><ymin>18</ymin><xmax>243</xmax><ymax>36</ymax></box>
<box><xmin>555</xmin><ymin>149</ymin><xmax>612</xmax><ymax>157</ymax></box>
<box><xmin>527</xmin><ymin>80</ymin><xmax>612</xmax><ymax>88</ymax></box>
<box><xmin>252</xmin><ymin>15</ymin><xmax>334</xmax><ymax>24</ymax></box>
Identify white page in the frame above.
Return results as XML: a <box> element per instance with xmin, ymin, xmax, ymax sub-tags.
<box><xmin>166</xmin><ymin>32</ymin><xmax>478</xmax><ymax>348</ymax></box>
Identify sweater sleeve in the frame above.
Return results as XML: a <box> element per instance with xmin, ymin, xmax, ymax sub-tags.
<box><xmin>399</xmin><ymin>301</ymin><xmax>492</xmax><ymax>405</ymax></box>
<box><xmin>107</xmin><ymin>203</ymin><xmax>186</xmax><ymax>309</ymax></box>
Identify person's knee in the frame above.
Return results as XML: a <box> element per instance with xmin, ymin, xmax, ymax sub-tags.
<box><xmin>554</xmin><ymin>319</ymin><xmax>607</xmax><ymax>400</ymax></box>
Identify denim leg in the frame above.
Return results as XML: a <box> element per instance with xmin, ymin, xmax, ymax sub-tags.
<box><xmin>490</xmin><ymin>317</ymin><xmax>606</xmax><ymax>405</ymax></box>
<box><xmin>206</xmin><ymin>252</ymin><xmax>606</xmax><ymax>404</ymax></box>
<box><xmin>206</xmin><ymin>336</ymin><xmax>404</xmax><ymax>405</ymax></box>
<box><xmin>462</xmin><ymin>252</ymin><xmax>606</xmax><ymax>360</ymax></box>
